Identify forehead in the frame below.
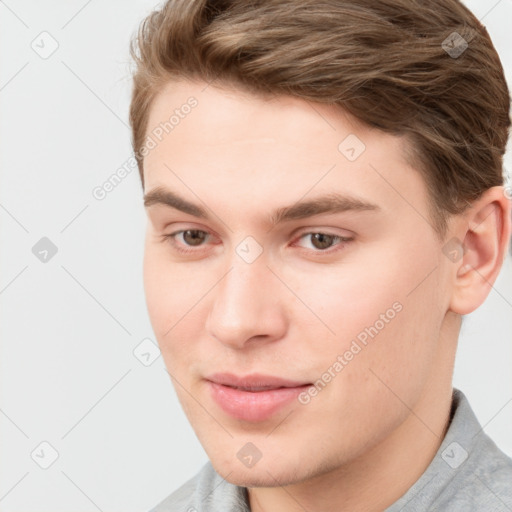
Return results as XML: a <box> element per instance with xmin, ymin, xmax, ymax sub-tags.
<box><xmin>142</xmin><ymin>79</ymin><xmax>430</xmax><ymax>229</ymax></box>
<box><xmin>146</xmin><ymin>79</ymin><xmax>371</xmax><ymax>155</ymax></box>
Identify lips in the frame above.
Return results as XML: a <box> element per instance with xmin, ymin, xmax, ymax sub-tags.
<box><xmin>207</xmin><ymin>372</ymin><xmax>309</xmax><ymax>389</ymax></box>
<box><xmin>206</xmin><ymin>372</ymin><xmax>312</xmax><ymax>422</ymax></box>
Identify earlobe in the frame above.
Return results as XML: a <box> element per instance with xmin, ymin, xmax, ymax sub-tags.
<box><xmin>448</xmin><ymin>186</ymin><xmax>511</xmax><ymax>316</ymax></box>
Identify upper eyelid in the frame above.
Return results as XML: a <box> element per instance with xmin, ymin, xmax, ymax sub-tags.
<box><xmin>169</xmin><ymin>227</ymin><xmax>350</xmax><ymax>238</ymax></box>
<box><xmin>167</xmin><ymin>231</ymin><xmax>351</xmax><ymax>259</ymax></box>
<box><xmin>169</xmin><ymin>229</ymin><xmax>352</xmax><ymax>246</ymax></box>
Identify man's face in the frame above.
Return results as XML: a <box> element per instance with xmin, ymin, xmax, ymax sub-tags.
<box><xmin>142</xmin><ymin>80</ymin><xmax>456</xmax><ymax>486</ymax></box>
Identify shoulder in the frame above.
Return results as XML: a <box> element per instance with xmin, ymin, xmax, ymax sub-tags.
<box><xmin>432</xmin><ymin>433</ymin><xmax>512</xmax><ymax>511</ymax></box>
<box><xmin>148</xmin><ymin>461</ymin><xmax>250</xmax><ymax>512</ymax></box>
<box><xmin>387</xmin><ymin>388</ymin><xmax>512</xmax><ymax>512</ymax></box>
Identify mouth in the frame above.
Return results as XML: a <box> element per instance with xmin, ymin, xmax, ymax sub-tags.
<box><xmin>226</xmin><ymin>385</ymin><xmax>290</xmax><ymax>392</ymax></box>
<box><xmin>205</xmin><ymin>372</ymin><xmax>312</xmax><ymax>422</ymax></box>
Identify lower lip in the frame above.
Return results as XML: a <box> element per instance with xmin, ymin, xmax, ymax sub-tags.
<box><xmin>207</xmin><ymin>381</ymin><xmax>311</xmax><ymax>422</ymax></box>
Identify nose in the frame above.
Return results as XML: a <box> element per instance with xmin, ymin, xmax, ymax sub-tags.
<box><xmin>205</xmin><ymin>257</ymin><xmax>288</xmax><ymax>350</ymax></box>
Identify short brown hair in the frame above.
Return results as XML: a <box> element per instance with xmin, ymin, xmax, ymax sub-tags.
<box><xmin>129</xmin><ymin>0</ymin><xmax>510</xmax><ymax>240</ymax></box>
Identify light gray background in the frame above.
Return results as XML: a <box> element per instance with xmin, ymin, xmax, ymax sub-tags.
<box><xmin>0</xmin><ymin>1</ymin><xmax>511</xmax><ymax>511</ymax></box>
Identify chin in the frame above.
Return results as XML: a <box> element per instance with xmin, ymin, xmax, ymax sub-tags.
<box><xmin>222</xmin><ymin>466</ymin><xmax>296</xmax><ymax>488</ymax></box>
<box><xmin>210</xmin><ymin>456</ymin><xmax>310</xmax><ymax>488</ymax></box>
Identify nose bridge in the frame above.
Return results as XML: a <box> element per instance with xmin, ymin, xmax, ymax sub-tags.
<box><xmin>221</xmin><ymin>233</ymin><xmax>271</xmax><ymax>307</ymax></box>
<box><xmin>216</xmin><ymin>254</ymin><xmax>268</xmax><ymax>324</ymax></box>
<box><xmin>206</xmin><ymin>249</ymin><xmax>284</xmax><ymax>348</ymax></box>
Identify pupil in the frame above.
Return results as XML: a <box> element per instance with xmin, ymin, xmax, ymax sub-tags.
<box><xmin>184</xmin><ymin>230</ymin><xmax>205</xmax><ymax>246</ymax></box>
<box><xmin>313</xmin><ymin>233</ymin><xmax>333</xmax><ymax>250</ymax></box>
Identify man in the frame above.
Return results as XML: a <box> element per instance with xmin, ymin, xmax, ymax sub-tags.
<box><xmin>129</xmin><ymin>0</ymin><xmax>512</xmax><ymax>510</ymax></box>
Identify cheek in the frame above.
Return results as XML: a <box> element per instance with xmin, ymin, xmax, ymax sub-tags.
<box><xmin>142</xmin><ymin>244</ymin><xmax>217</xmax><ymax>372</ymax></box>
<box><xmin>143</xmin><ymin>246</ymin><xmax>193</xmax><ymax>342</ymax></box>
<box><xmin>291</xmin><ymin>241</ymin><xmax>444</xmax><ymax>377</ymax></box>
<box><xmin>293</xmin><ymin>260</ymin><xmax>444</xmax><ymax>447</ymax></box>
<box><xmin>143</xmin><ymin>246</ymin><xmax>169</xmax><ymax>332</ymax></box>
<box><xmin>356</xmin><ymin>273</ymin><xmax>442</xmax><ymax>405</ymax></box>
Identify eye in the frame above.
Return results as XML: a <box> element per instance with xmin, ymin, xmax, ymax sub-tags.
<box><xmin>161</xmin><ymin>229</ymin><xmax>211</xmax><ymax>254</ymax></box>
<box><xmin>293</xmin><ymin>232</ymin><xmax>352</xmax><ymax>253</ymax></box>
<box><xmin>161</xmin><ymin>229</ymin><xmax>353</xmax><ymax>256</ymax></box>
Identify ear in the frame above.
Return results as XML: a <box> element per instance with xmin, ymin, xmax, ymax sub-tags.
<box><xmin>448</xmin><ymin>185</ymin><xmax>511</xmax><ymax>315</ymax></box>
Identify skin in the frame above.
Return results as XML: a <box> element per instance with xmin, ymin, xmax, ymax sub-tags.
<box><xmin>142</xmin><ymin>79</ymin><xmax>511</xmax><ymax>512</ymax></box>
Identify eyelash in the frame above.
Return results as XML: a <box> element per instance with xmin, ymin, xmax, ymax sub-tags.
<box><xmin>160</xmin><ymin>229</ymin><xmax>353</xmax><ymax>256</ymax></box>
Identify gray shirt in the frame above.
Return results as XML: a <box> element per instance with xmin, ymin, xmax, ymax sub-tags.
<box><xmin>150</xmin><ymin>388</ymin><xmax>512</xmax><ymax>511</ymax></box>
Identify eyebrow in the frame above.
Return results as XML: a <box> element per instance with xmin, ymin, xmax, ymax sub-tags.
<box><xmin>143</xmin><ymin>186</ymin><xmax>380</xmax><ymax>225</ymax></box>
